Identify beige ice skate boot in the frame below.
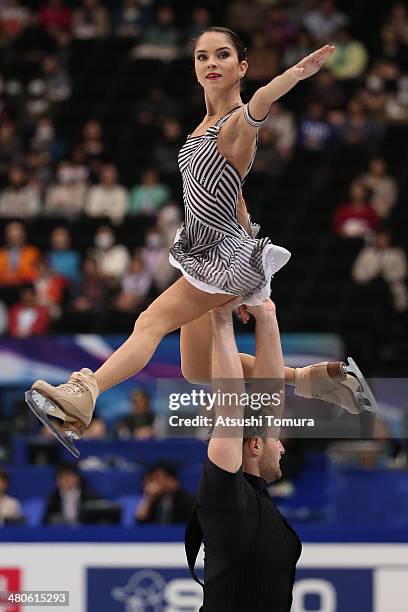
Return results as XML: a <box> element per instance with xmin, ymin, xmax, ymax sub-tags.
<box><xmin>25</xmin><ymin>368</ymin><xmax>99</xmax><ymax>458</ymax></box>
<box><xmin>294</xmin><ymin>357</ymin><xmax>378</xmax><ymax>414</ymax></box>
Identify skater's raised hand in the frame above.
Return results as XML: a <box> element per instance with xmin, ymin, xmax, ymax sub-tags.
<box><xmin>293</xmin><ymin>45</ymin><xmax>335</xmax><ymax>80</ymax></box>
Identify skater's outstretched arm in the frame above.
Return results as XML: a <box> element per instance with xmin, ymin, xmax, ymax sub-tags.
<box><xmin>220</xmin><ymin>45</ymin><xmax>335</xmax><ymax>157</ymax></box>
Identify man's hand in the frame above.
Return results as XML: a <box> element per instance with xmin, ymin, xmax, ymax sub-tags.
<box><xmin>238</xmin><ymin>298</ymin><xmax>276</xmax><ymax>325</ymax></box>
<box><xmin>293</xmin><ymin>44</ymin><xmax>335</xmax><ymax>80</ymax></box>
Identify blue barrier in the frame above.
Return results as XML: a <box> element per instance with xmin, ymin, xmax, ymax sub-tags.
<box><xmin>1</xmin><ymin>524</ymin><xmax>408</xmax><ymax>542</ymax></box>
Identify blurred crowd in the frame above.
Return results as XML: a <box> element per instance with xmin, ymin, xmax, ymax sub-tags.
<box><xmin>0</xmin><ymin>0</ymin><xmax>407</xmax><ymax>336</ymax></box>
<box><xmin>0</xmin><ymin>460</ymin><xmax>195</xmax><ymax>526</ymax></box>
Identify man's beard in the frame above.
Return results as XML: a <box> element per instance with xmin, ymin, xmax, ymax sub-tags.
<box><xmin>259</xmin><ymin>456</ymin><xmax>281</xmax><ymax>484</ymax></box>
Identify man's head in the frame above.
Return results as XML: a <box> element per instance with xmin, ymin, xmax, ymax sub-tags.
<box><xmin>56</xmin><ymin>464</ymin><xmax>81</xmax><ymax>492</ymax></box>
<box><xmin>144</xmin><ymin>461</ymin><xmax>180</xmax><ymax>495</ymax></box>
<box><xmin>94</xmin><ymin>225</ymin><xmax>115</xmax><ymax>250</ymax></box>
<box><xmin>242</xmin><ymin>436</ymin><xmax>285</xmax><ymax>483</ymax></box>
<box><xmin>50</xmin><ymin>226</ymin><xmax>71</xmax><ymax>250</ymax></box>
<box><xmin>131</xmin><ymin>389</ymin><xmax>150</xmax><ymax>414</ymax></box>
<box><xmin>5</xmin><ymin>221</ymin><xmax>26</xmax><ymax>247</ymax></box>
<box><xmin>100</xmin><ymin>164</ymin><xmax>118</xmax><ymax>187</ymax></box>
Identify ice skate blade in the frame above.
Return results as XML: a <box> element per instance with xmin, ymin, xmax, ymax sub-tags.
<box><xmin>25</xmin><ymin>390</ymin><xmax>80</xmax><ymax>459</ymax></box>
<box><xmin>345</xmin><ymin>357</ymin><xmax>379</xmax><ymax>413</ymax></box>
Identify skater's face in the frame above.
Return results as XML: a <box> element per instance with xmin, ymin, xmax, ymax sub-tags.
<box><xmin>194</xmin><ymin>32</ymin><xmax>247</xmax><ymax>93</ymax></box>
<box><xmin>244</xmin><ymin>437</ymin><xmax>285</xmax><ymax>483</ymax></box>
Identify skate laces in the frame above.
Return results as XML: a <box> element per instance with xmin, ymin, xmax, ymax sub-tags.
<box><xmin>59</xmin><ymin>372</ymin><xmax>90</xmax><ymax>395</ymax></box>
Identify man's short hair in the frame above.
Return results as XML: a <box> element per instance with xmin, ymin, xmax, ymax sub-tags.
<box><xmin>56</xmin><ymin>463</ymin><xmax>80</xmax><ymax>478</ymax></box>
<box><xmin>146</xmin><ymin>461</ymin><xmax>178</xmax><ymax>480</ymax></box>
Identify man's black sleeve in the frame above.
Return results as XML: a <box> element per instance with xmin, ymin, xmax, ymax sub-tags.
<box><xmin>198</xmin><ymin>457</ymin><xmax>249</xmax><ymax>510</ymax></box>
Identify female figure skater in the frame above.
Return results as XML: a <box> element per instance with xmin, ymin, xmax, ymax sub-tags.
<box><xmin>28</xmin><ymin>28</ymin><xmax>376</xmax><ymax>457</ymax></box>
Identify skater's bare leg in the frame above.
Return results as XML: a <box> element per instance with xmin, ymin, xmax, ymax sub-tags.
<box><xmin>31</xmin><ymin>278</ymin><xmax>236</xmax><ymax>440</ymax></box>
<box><xmin>180</xmin><ymin>311</ymin><xmax>295</xmax><ymax>383</ymax></box>
<box><xmin>180</xmin><ymin>308</ymin><xmax>365</xmax><ymax>414</ymax></box>
<box><xmin>95</xmin><ymin>278</ymin><xmax>235</xmax><ymax>393</ymax></box>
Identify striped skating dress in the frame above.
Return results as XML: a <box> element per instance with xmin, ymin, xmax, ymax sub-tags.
<box><xmin>169</xmin><ymin>104</ymin><xmax>291</xmax><ymax>305</ymax></box>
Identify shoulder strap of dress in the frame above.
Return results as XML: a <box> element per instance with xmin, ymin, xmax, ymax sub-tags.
<box><xmin>216</xmin><ymin>105</ymin><xmax>243</xmax><ymax>128</ymax></box>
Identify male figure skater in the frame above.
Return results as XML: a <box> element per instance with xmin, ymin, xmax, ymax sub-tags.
<box><xmin>185</xmin><ymin>299</ymin><xmax>301</xmax><ymax>612</ymax></box>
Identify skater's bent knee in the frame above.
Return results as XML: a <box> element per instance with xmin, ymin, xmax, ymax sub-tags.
<box><xmin>180</xmin><ymin>361</ymin><xmax>209</xmax><ymax>384</ymax></box>
<box><xmin>134</xmin><ymin>307</ymin><xmax>170</xmax><ymax>337</ymax></box>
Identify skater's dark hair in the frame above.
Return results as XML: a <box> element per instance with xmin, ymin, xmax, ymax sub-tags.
<box><xmin>194</xmin><ymin>27</ymin><xmax>247</xmax><ymax>62</ymax></box>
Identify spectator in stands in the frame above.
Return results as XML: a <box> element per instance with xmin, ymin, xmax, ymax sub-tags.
<box><xmin>156</xmin><ymin>202</ymin><xmax>182</xmax><ymax>244</ymax></box>
<box><xmin>252</xmin><ymin>128</ymin><xmax>282</xmax><ymax>179</ymax></box>
<box><xmin>34</xmin><ymin>258</ymin><xmax>66</xmax><ymax>319</ymax></box>
<box><xmin>39</xmin><ymin>0</ymin><xmax>72</xmax><ymax>35</ymax></box>
<box><xmin>352</xmin><ymin>227</ymin><xmax>407</xmax><ymax>312</ymax></box>
<box><xmin>263</xmin><ymin>102</ymin><xmax>296</xmax><ymax>161</ymax></box>
<box><xmin>89</xmin><ymin>225</ymin><xmax>130</xmax><ymax>287</ymax></box>
<box><xmin>384</xmin><ymin>65</ymin><xmax>408</xmax><ymax>124</ymax></box>
<box><xmin>0</xmin><ymin>0</ymin><xmax>30</xmax><ymax>42</ymax></box>
<box><xmin>386</xmin><ymin>2</ymin><xmax>408</xmax><ymax>46</ymax></box>
<box><xmin>282</xmin><ymin>28</ymin><xmax>314</xmax><ymax>70</ymax></box>
<box><xmin>184</xmin><ymin>6</ymin><xmax>211</xmax><ymax>51</ymax></box>
<box><xmin>129</xmin><ymin>167</ymin><xmax>170</xmax><ymax>216</ymax></box>
<box><xmin>338</xmin><ymin>99</ymin><xmax>378</xmax><ymax>149</ymax></box>
<box><xmin>0</xmin><ymin>120</ymin><xmax>23</xmax><ymax>183</ymax></box>
<box><xmin>26</xmin><ymin>149</ymin><xmax>52</xmax><ymax>188</ymax></box>
<box><xmin>326</xmin><ymin>27</ymin><xmax>368</xmax><ymax>81</ymax></box>
<box><xmin>303</xmin><ymin>0</ymin><xmax>348</xmax><ymax>43</ymax></box>
<box><xmin>298</xmin><ymin>102</ymin><xmax>335</xmax><ymax>153</ymax></box>
<box><xmin>30</xmin><ymin>117</ymin><xmax>64</xmax><ymax>165</ymax></box>
<box><xmin>115</xmin><ymin>0</ymin><xmax>148</xmax><ymax>39</ymax></box>
<box><xmin>136</xmin><ymin>461</ymin><xmax>195</xmax><ymax>524</ymax></box>
<box><xmin>16</xmin><ymin>11</ymin><xmax>56</xmax><ymax>64</ymax></box>
<box><xmin>226</xmin><ymin>0</ymin><xmax>262</xmax><ymax>37</ymax></box>
<box><xmin>0</xmin><ymin>222</ymin><xmax>40</xmax><ymax>286</ymax></box>
<box><xmin>85</xmin><ymin>163</ymin><xmax>128</xmax><ymax>225</ymax></box>
<box><xmin>0</xmin><ymin>469</ymin><xmax>24</xmax><ymax>526</ymax></box>
<box><xmin>134</xmin><ymin>85</ymin><xmax>180</xmax><ymax>128</ymax></box>
<box><xmin>116</xmin><ymin>388</ymin><xmax>155</xmax><ymax>439</ymax></box>
<box><xmin>48</xmin><ymin>226</ymin><xmax>81</xmax><ymax>283</ymax></box>
<box><xmin>0</xmin><ymin>165</ymin><xmax>40</xmax><ymax>218</ymax></box>
<box><xmin>333</xmin><ymin>180</ymin><xmax>380</xmax><ymax>238</ymax></box>
<box><xmin>25</xmin><ymin>77</ymin><xmax>50</xmax><ymax>119</ymax></box>
<box><xmin>152</xmin><ymin>118</ymin><xmax>184</xmax><ymax>175</ymax></box>
<box><xmin>72</xmin><ymin>0</ymin><xmax>110</xmax><ymax>40</ymax></box>
<box><xmin>359</xmin><ymin>158</ymin><xmax>398</xmax><ymax>219</ymax></box>
<box><xmin>69</xmin><ymin>144</ymin><xmax>91</xmax><ymax>184</ymax></box>
<box><xmin>134</xmin><ymin>4</ymin><xmax>179</xmax><ymax>61</ymax></box>
<box><xmin>43</xmin><ymin>463</ymin><xmax>101</xmax><ymax>525</ymax></box>
<box><xmin>115</xmin><ymin>250</ymin><xmax>153</xmax><ymax>312</ymax></box>
<box><xmin>142</xmin><ymin>226</ymin><xmax>166</xmax><ymax>275</ymax></box>
<box><xmin>8</xmin><ymin>285</ymin><xmax>50</xmax><ymax>337</ymax></box>
<box><xmin>45</xmin><ymin>160</ymin><xmax>88</xmax><ymax>218</ymax></box>
<box><xmin>142</xmin><ymin>225</ymin><xmax>178</xmax><ymax>291</ymax></box>
<box><xmin>309</xmin><ymin>69</ymin><xmax>346</xmax><ymax>111</ymax></box>
<box><xmin>79</xmin><ymin>119</ymin><xmax>106</xmax><ymax>176</ymax></box>
<box><xmin>42</xmin><ymin>54</ymin><xmax>71</xmax><ymax>103</ymax></box>
<box><xmin>69</xmin><ymin>256</ymin><xmax>107</xmax><ymax>314</ymax></box>
<box><xmin>245</xmin><ymin>32</ymin><xmax>279</xmax><ymax>87</ymax></box>
<box><xmin>378</xmin><ymin>24</ymin><xmax>405</xmax><ymax>67</ymax></box>
<box><xmin>261</xmin><ymin>6</ymin><xmax>296</xmax><ymax>49</ymax></box>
